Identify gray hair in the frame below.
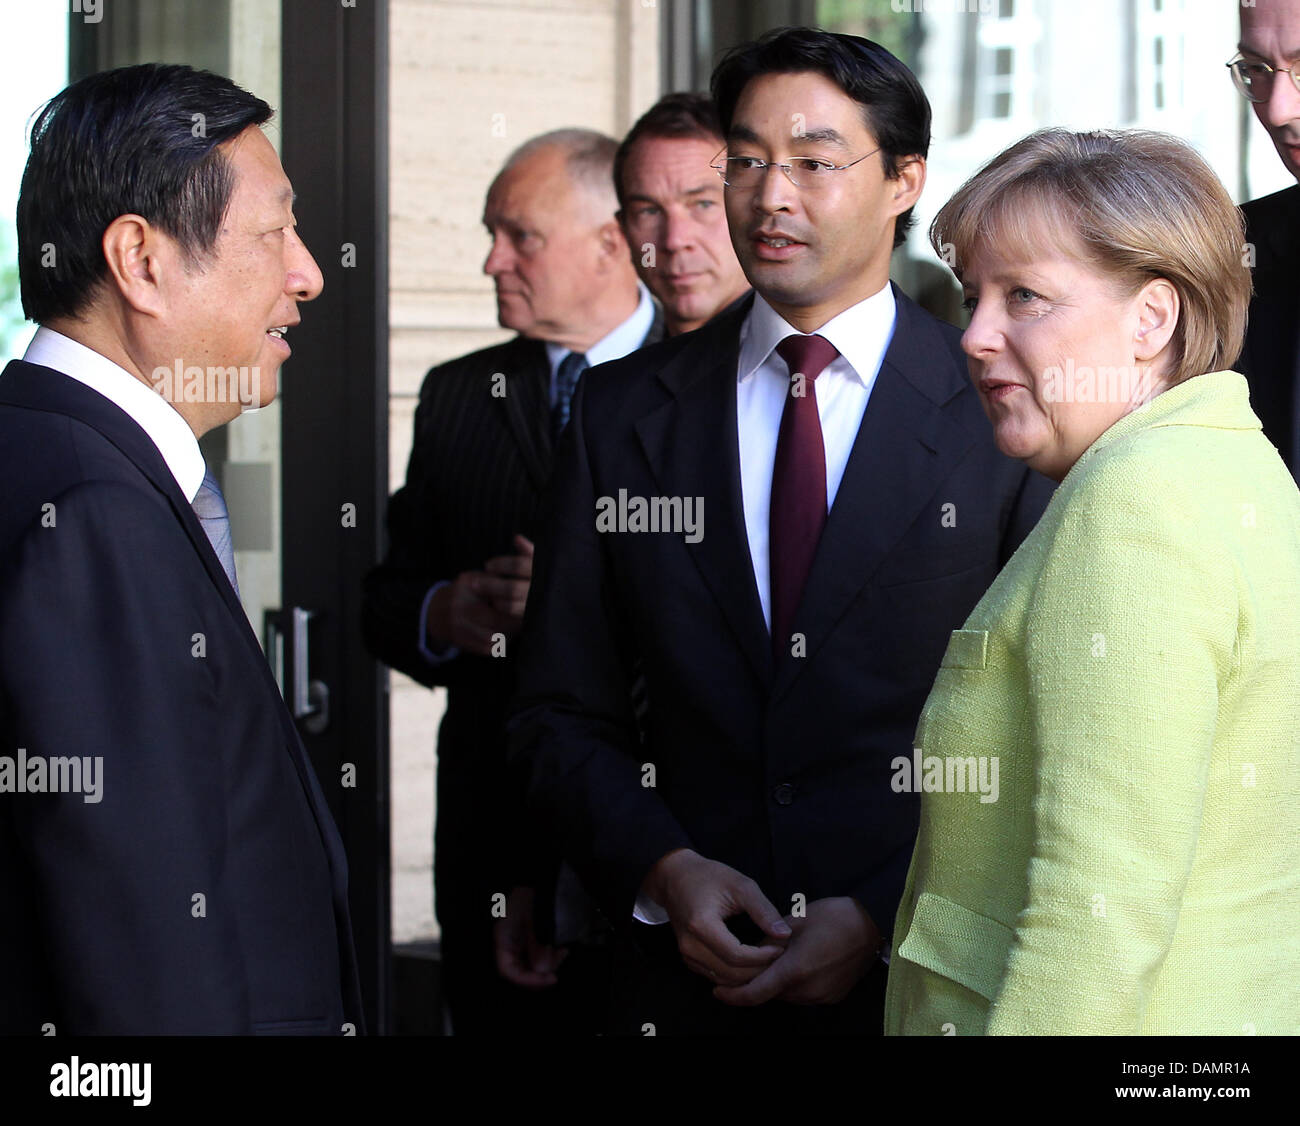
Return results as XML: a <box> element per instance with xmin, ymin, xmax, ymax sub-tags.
<box><xmin>500</xmin><ymin>128</ymin><xmax>620</xmax><ymax>216</ymax></box>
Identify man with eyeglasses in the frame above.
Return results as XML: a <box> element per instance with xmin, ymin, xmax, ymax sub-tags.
<box><xmin>614</xmin><ymin>93</ymin><xmax>751</xmax><ymax>337</ymax></box>
<box><xmin>1231</xmin><ymin>0</ymin><xmax>1300</xmax><ymax>477</ymax></box>
<box><xmin>362</xmin><ymin>128</ymin><xmax>660</xmax><ymax>1035</ymax></box>
<box><xmin>509</xmin><ymin>27</ymin><xmax>1050</xmax><ymax>1036</ymax></box>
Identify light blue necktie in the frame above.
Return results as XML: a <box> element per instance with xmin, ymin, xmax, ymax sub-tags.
<box><xmin>192</xmin><ymin>468</ymin><xmax>240</xmax><ymax>598</ymax></box>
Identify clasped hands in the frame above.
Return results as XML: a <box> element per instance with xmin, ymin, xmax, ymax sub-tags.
<box><xmin>641</xmin><ymin>848</ymin><xmax>881</xmax><ymax>1006</ymax></box>
<box><xmin>425</xmin><ymin>533</ymin><xmax>533</xmax><ymax>656</ymax></box>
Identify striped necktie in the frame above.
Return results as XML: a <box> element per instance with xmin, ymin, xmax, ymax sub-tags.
<box><xmin>552</xmin><ymin>351</ymin><xmax>589</xmax><ymax>441</ymax></box>
<box><xmin>192</xmin><ymin>468</ymin><xmax>240</xmax><ymax>598</ymax></box>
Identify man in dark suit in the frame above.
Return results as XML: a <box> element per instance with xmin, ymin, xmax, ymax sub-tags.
<box><xmin>508</xmin><ymin>28</ymin><xmax>1051</xmax><ymax>1035</ymax></box>
<box><xmin>362</xmin><ymin>128</ymin><xmax>662</xmax><ymax>1034</ymax></box>
<box><xmin>1232</xmin><ymin>0</ymin><xmax>1300</xmax><ymax>475</ymax></box>
<box><xmin>0</xmin><ymin>63</ymin><xmax>361</xmax><ymax>1034</ymax></box>
<box><xmin>615</xmin><ymin>92</ymin><xmax>751</xmax><ymax>336</ymax></box>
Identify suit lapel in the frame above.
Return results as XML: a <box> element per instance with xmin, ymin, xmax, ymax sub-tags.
<box><xmin>642</xmin><ymin>301</ymin><xmax>667</xmax><ymax>348</ymax></box>
<box><xmin>0</xmin><ymin>361</ymin><xmax>251</xmax><ymax>622</ymax></box>
<box><xmin>0</xmin><ymin>362</ymin><xmax>319</xmax><ymax>748</ymax></box>
<box><xmin>1246</xmin><ymin>189</ymin><xmax>1300</xmax><ymax>471</ymax></box>
<box><xmin>771</xmin><ymin>291</ymin><xmax>975</xmax><ymax>701</ymax></box>
<box><xmin>1</xmin><ymin>359</ymin><xmax>346</xmax><ymax>831</ymax></box>
<box><xmin>634</xmin><ymin>303</ymin><xmax>773</xmax><ymax>690</ymax></box>
<box><xmin>494</xmin><ymin>337</ymin><xmax>553</xmax><ymax>491</ymax></box>
<box><xmin>503</xmin><ymin>308</ymin><xmax>671</xmax><ymax>491</ymax></box>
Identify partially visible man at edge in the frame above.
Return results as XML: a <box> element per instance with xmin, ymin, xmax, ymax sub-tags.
<box><xmin>0</xmin><ymin>63</ymin><xmax>361</xmax><ymax>1034</ymax></box>
<box><xmin>1233</xmin><ymin>0</ymin><xmax>1300</xmax><ymax>478</ymax></box>
<box><xmin>615</xmin><ymin>92</ymin><xmax>751</xmax><ymax>337</ymax></box>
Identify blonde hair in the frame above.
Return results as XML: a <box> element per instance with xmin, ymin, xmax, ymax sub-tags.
<box><xmin>931</xmin><ymin>129</ymin><xmax>1249</xmax><ymax>384</ymax></box>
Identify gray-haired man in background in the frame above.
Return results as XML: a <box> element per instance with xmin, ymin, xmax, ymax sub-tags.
<box><xmin>362</xmin><ymin>128</ymin><xmax>661</xmax><ymax>1034</ymax></box>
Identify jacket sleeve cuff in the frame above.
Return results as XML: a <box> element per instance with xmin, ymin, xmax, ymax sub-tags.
<box><xmin>416</xmin><ymin>581</ymin><xmax>459</xmax><ymax>665</ymax></box>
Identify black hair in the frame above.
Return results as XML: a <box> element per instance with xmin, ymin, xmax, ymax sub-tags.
<box><xmin>710</xmin><ymin>26</ymin><xmax>931</xmax><ymax>249</ymax></box>
<box><xmin>614</xmin><ymin>92</ymin><xmax>725</xmax><ymax>211</ymax></box>
<box><xmin>17</xmin><ymin>62</ymin><xmax>272</xmax><ymax>323</ymax></box>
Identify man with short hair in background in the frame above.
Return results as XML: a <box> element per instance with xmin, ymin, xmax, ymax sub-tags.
<box><xmin>1232</xmin><ymin>0</ymin><xmax>1300</xmax><ymax>478</ymax></box>
<box><xmin>362</xmin><ymin>128</ymin><xmax>661</xmax><ymax>1034</ymax></box>
<box><xmin>615</xmin><ymin>92</ymin><xmax>751</xmax><ymax>337</ymax></box>
<box><xmin>0</xmin><ymin>63</ymin><xmax>360</xmax><ymax>1034</ymax></box>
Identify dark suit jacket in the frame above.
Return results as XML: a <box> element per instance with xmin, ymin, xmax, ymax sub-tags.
<box><xmin>1239</xmin><ymin>184</ymin><xmax>1300</xmax><ymax>475</ymax></box>
<box><xmin>361</xmin><ymin>311</ymin><xmax>663</xmax><ymax>926</ymax></box>
<box><xmin>0</xmin><ymin>359</ymin><xmax>362</xmax><ymax>1035</ymax></box>
<box><xmin>508</xmin><ymin>288</ymin><xmax>1052</xmax><ymax>952</ymax></box>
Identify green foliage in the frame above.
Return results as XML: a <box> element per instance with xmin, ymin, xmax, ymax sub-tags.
<box><xmin>0</xmin><ymin>221</ymin><xmax>29</xmax><ymax>359</ymax></box>
<box><xmin>816</xmin><ymin>0</ymin><xmax>916</xmax><ymax>65</ymax></box>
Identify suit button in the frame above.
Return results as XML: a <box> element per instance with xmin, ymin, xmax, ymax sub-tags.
<box><xmin>772</xmin><ymin>782</ymin><xmax>795</xmax><ymax>805</ymax></box>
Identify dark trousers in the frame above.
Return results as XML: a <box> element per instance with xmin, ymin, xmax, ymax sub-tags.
<box><xmin>438</xmin><ymin>900</ymin><xmax>611</xmax><ymax>1036</ymax></box>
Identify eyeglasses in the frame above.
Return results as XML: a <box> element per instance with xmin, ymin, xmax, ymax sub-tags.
<box><xmin>711</xmin><ymin>147</ymin><xmax>880</xmax><ymax>189</ymax></box>
<box><xmin>1226</xmin><ymin>53</ymin><xmax>1300</xmax><ymax>102</ymax></box>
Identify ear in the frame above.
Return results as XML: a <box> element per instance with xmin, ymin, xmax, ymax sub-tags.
<box><xmin>1132</xmin><ymin>277</ymin><xmax>1179</xmax><ymax>365</ymax></box>
<box><xmin>595</xmin><ymin>218</ymin><xmax>629</xmax><ymax>264</ymax></box>
<box><xmin>101</xmin><ymin>214</ymin><xmax>174</xmax><ymax>317</ymax></box>
<box><xmin>888</xmin><ymin>155</ymin><xmax>927</xmax><ymax>218</ymax></box>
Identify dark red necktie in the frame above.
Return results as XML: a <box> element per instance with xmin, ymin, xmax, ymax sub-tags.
<box><xmin>769</xmin><ymin>333</ymin><xmax>839</xmax><ymax>658</ymax></box>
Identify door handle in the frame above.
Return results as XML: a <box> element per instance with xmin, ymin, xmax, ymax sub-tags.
<box><xmin>265</xmin><ymin>606</ymin><xmax>331</xmax><ymax>734</ymax></box>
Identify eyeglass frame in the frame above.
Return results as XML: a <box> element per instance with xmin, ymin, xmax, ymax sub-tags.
<box><xmin>710</xmin><ymin>146</ymin><xmax>882</xmax><ymax>189</ymax></box>
<box><xmin>1226</xmin><ymin>52</ymin><xmax>1300</xmax><ymax>102</ymax></box>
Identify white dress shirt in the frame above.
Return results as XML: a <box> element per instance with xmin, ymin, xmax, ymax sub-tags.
<box><xmin>20</xmin><ymin>326</ymin><xmax>206</xmax><ymax>502</ymax></box>
<box><xmin>544</xmin><ymin>281</ymin><xmax>656</xmax><ymax>396</ymax></box>
<box><xmin>736</xmin><ymin>284</ymin><xmax>896</xmax><ymax>628</ymax></box>
<box><xmin>633</xmin><ymin>283</ymin><xmax>897</xmax><ymax>925</ymax></box>
<box><xmin>419</xmin><ymin>281</ymin><xmax>657</xmax><ymax>664</ymax></box>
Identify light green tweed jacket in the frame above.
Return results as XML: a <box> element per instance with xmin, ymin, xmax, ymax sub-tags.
<box><xmin>884</xmin><ymin>370</ymin><xmax>1300</xmax><ymax>1035</ymax></box>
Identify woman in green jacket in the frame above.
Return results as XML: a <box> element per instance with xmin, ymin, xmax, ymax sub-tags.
<box><xmin>885</xmin><ymin>128</ymin><xmax>1300</xmax><ymax>1035</ymax></box>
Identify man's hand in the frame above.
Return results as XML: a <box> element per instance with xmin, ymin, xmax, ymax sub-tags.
<box><xmin>493</xmin><ymin>886</ymin><xmax>568</xmax><ymax>989</ymax></box>
<box><xmin>479</xmin><ymin>534</ymin><xmax>534</xmax><ymax>634</ymax></box>
<box><xmin>642</xmin><ymin>849</ymin><xmax>792</xmax><ymax>987</ymax></box>
<box><xmin>712</xmin><ymin>896</ymin><xmax>881</xmax><ymax>1007</ymax></box>
<box><xmin>424</xmin><ymin>537</ymin><xmax>535</xmax><ymax>656</ymax></box>
<box><xmin>424</xmin><ymin>572</ymin><xmax>505</xmax><ymax>656</ymax></box>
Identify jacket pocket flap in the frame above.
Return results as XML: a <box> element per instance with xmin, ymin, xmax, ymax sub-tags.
<box><xmin>940</xmin><ymin>629</ymin><xmax>988</xmax><ymax>670</ymax></box>
<box><xmin>896</xmin><ymin>891</ymin><xmax>1012</xmax><ymax>1001</ymax></box>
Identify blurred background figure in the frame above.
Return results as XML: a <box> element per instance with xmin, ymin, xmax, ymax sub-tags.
<box><xmin>362</xmin><ymin>128</ymin><xmax>660</xmax><ymax>1035</ymax></box>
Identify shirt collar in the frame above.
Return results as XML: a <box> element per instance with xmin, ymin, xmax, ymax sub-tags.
<box><xmin>22</xmin><ymin>326</ymin><xmax>207</xmax><ymax>502</ymax></box>
<box><xmin>737</xmin><ymin>283</ymin><xmax>897</xmax><ymax>385</ymax></box>
<box><xmin>545</xmin><ymin>281</ymin><xmax>656</xmax><ymax>376</ymax></box>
